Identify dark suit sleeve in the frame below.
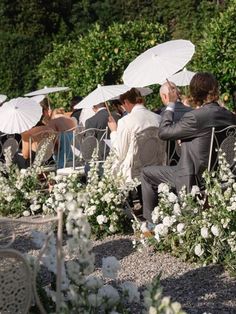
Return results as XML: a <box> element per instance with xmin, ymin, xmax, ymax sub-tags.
<box><xmin>159</xmin><ymin>110</ymin><xmax>198</xmax><ymax>141</ymax></box>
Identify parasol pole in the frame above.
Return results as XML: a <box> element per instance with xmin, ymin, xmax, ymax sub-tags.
<box><xmin>105</xmin><ymin>101</ymin><xmax>112</xmax><ymax>116</ymax></box>
<box><xmin>166</xmin><ymin>78</ymin><xmax>181</xmax><ymax>100</ymax></box>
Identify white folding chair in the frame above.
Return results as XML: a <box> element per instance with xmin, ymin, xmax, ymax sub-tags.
<box><xmin>130</xmin><ymin>126</ymin><xmax>167</xmax><ymax>181</ymax></box>
<box><xmin>0</xmin><ymin>209</ymin><xmax>63</xmax><ymax>314</ymax></box>
<box><xmin>208</xmin><ymin>125</ymin><xmax>236</xmax><ymax>172</ymax></box>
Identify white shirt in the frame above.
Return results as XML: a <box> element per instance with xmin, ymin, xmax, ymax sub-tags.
<box><xmin>110</xmin><ymin>104</ymin><xmax>161</xmax><ymax>180</ymax></box>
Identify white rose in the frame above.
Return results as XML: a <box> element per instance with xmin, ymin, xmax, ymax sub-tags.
<box><xmin>177</xmin><ymin>223</ymin><xmax>185</xmax><ymax>234</ymax></box>
<box><xmin>23</xmin><ymin>210</ymin><xmax>30</xmax><ymax>217</ymax></box>
<box><xmin>211</xmin><ymin>225</ymin><xmax>219</xmax><ymax>237</ymax></box>
<box><xmin>173</xmin><ymin>203</ymin><xmax>181</xmax><ymax>216</ymax></box>
<box><xmin>200</xmin><ymin>227</ymin><xmax>209</xmax><ymax>239</ymax></box>
<box><xmin>109</xmin><ymin>224</ymin><xmax>116</xmax><ymax>233</ymax></box>
<box><xmin>168</xmin><ymin>192</ymin><xmax>178</xmax><ymax>203</ymax></box>
<box><xmin>191</xmin><ymin>185</ymin><xmax>200</xmax><ymax>197</ymax></box>
<box><xmin>157</xmin><ymin>183</ymin><xmax>169</xmax><ymax>194</ymax></box>
<box><xmin>149</xmin><ymin>306</ymin><xmax>157</xmax><ymax>314</ymax></box>
<box><xmin>194</xmin><ymin>244</ymin><xmax>204</xmax><ymax>257</ymax></box>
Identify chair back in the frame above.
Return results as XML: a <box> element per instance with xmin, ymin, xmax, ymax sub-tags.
<box><xmin>29</xmin><ymin>130</ymin><xmax>59</xmax><ymax>167</ymax></box>
<box><xmin>167</xmin><ymin>140</ymin><xmax>181</xmax><ymax>166</ymax></box>
<box><xmin>130</xmin><ymin>126</ymin><xmax>166</xmax><ymax>180</ymax></box>
<box><xmin>0</xmin><ymin>210</ymin><xmax>63</xmax><ymax>314</ymax></box>
<box><xmin>2</xmin><ymin>137</ymin><xmax>20</xmax><ymax>159</ymax></box>
<box><xmin>72</xmin><ymin>127</ymin><xmax>108</xmax><ymax>168</ymax></box>
<box><xmin>208</xmin><ymin>125</ymin><xmax>236</xmax><ymax>172</ymax></box>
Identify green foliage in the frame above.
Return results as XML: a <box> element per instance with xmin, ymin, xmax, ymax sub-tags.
<box><xmin>38</xmin><ymin>20</ymin><xmax>169</xmax><ymax>108</ymax></box>
<box><xmin>0</xmin><ymin>0</ymin><xmax>71</xmax><ymax>97</ymax></box>
<box><xmin>0</xmin><ymin>32</ymin><xmax>51</xmax><ymax>97</ymax></box>
<box><xmin>193</xmin><ymin>0</ymin><xmax>236</xmax><ymax>99</ymax></box>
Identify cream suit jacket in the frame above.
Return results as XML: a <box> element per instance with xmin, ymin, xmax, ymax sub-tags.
<box><xmin>110</xmin><ymin>104</ymin><xmax>162</xmax><ymax>181</ymax></box>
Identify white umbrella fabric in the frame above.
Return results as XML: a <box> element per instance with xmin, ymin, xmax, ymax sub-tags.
<box><xmin>123</xmin><ymin>39</ymin><xmax>195</xmax><ymax>87</ymax></box>
<box><xmin>74</xmin><ymin>84</ymin><xmax>153</xmax><ymax>109</ymax></box>
<box><xmin>167</xmin><ymin>67</ymin><xmax>196</xmax><ymax>86</ymax></box>
<box><xmin>32</xmin><ymin>95</ymin><xmax>45</xmax><ymax>103</ymax></box>
<box><xmin>25</xmin><ymin>86</ymin><xmax>70</xmax><ymax>97</ymax></box>
<box><xmin>0</xmin><ymin>94</ymin><xmax>7</xmax><ymax>104</ymax></box>
<box><xmin>0</xmin><ymin>97</ymin><xmax>42</xmax><ymax>134</ymax></box>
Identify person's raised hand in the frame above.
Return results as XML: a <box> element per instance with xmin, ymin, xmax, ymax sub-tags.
<box><xmin>108</xmin><ymin>116</ymin><xmax>117</xmax><ymax>132</ymax></box>
<box><xmin>168</xmin><ymin>85</ymin><xmax>179</xmax><ymax>103</ymax></box>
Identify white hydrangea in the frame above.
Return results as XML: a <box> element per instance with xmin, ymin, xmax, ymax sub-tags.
<box><xmin>97</xmin><ymin>215</ymin><xmax>108</xmax><ymax>225</ymax></box>
<box><xmin>163</xmin><ymin>216</ymin><xmax>175</xmax><ymax>227</ymax></box>
<box><xmin>154</xmin><ymin>223</ymin><xmax>168</xmax><ymax>237</ymax></box>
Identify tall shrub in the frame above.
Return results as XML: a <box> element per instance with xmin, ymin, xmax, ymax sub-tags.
<box><xmin>38</xmin><ymin>20</ymin><xmax>169</xmax><ymax>108</ymax></box>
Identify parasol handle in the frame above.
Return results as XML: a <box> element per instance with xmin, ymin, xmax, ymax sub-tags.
<box><xmin>105</xmin><ymin>101</ymin><xmax>112</xmax><ymax>116</ymax></box>
<box><xmin>166</xmin><ymin>78</ymin><xmax>181</xmax><ymax>99</ymax></box>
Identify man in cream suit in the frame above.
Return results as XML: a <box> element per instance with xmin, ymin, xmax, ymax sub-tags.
<box><xmin>108</xmin><ymin>88</ymin><xmax>164</xmax><ymax>182</ymax></box>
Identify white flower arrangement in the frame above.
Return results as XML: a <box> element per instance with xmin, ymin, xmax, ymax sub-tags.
<box><xmin>134</xmin><ymin>149</ymin><xmax>236</xmax><ymax>272</ymax></box>
<box><xmin>83</xmin><ymin>150</ymin><xmax>138</xmax><ymax>237</ymax></box>
<box><xmin>0</xmin><ymin>142</ymin><xmax>51</xmax><ymax>217</ymax></box>
<box><xmin>29</xmin><ymin>202</ymin><xmax>185</xmax><ymax>314</ymax></box>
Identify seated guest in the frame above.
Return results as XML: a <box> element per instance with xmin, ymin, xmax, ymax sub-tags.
<box><xmin>108</xmin><ymin>88</ymin><xmax>163</xmax><ymax>179</ymax></box>
<box><xmin>159</xmin><ymin>82</ymin><xmax>192</xmax><ymax>122</ymax></box>
<box><xmin>110</xmin><ymin>99</ymin><xmax>128</xmax><ymax>118</ymax></box>
<box><xmin>141</xmin><ymin>72</ymin><xmax>236</xmax><ymax>223</ymax></box>
<box><xmin>70</xmin><ymin>96</ymin><xmax>83</xmax><ymax>123</ymax></box>
<box><xmin>13</xmin><ymin>125</ymin><xmax>55</xmax><ymax>169</ymax></box>
<box><xmin>85</xmin><ymin>102</ymin><xmax>110</xmax><ymax>135</ymax></box>
<box><xmin>48</xmin><ymin>115</ymin><xmax>77</xmax><ymax>169</ymax></box>
<box><xmin>50</xmin><ymin>108</ymin><xmax>65</xmax><ymax>119</ymax></box>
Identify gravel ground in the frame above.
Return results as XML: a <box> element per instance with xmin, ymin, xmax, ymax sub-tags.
<box><xmin>92</xmin><ymin>234</ymin><xmax>236</xmax><ymax>314</ymax></box>
<box><xmin>1</xmin><ymin>220</ymin><xmax>236</xmax><ymax>314</ymax></box>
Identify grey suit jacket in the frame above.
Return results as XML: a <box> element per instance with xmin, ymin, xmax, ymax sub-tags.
<box><xmin>159</xmin><ymin>102</ymin><xmax>236</xmax><ymax>191</ymax></box>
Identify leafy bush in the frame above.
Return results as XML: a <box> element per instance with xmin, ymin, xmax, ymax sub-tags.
<box><xmin>192</xmin><ymin>0</ymin><xmax>236</xmax><ymax>105</ymax></box>
<box><xmin>0</xmin><ymin>31</ymin><xmax>51</xmax><ymax>98</ymax></box>
<box><xmin>38</xmin><ymin>20</ymin><xmax>169</xmax><ymax>109</ymax></box>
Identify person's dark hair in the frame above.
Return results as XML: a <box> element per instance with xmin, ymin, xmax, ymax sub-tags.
<box><xmin>190</xmin><ymin>72</ymin><xmax>219</xmax><ymax>106</ymax></box>
<box><xmin>93</xmin><ymin>102</ymin><xmax>106</xmax><ymax>109</ymax></box>
<box><xmin>70</xmin><ymin>96</ymin><xmax>83</xmax><ymax>110</ymax></box>
<box><xmin>119</xmin><ymin>88</ymin><xmax>143</xmax><ymax>105</ymax></box>
<box><xmin>40</xmin><ymin>98</ymin><xmax>49</xmax><ymax>110</ymax></box>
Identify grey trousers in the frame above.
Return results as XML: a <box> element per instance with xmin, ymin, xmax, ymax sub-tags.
<box><xmin>141</xmin><ymin>165</ymin><xmax>177</xmax><ymax>222</ymax></box>
<box><xmin>141</xmin><ymin>165</ymin><xmax>196</xmax><ymax>222</ymax></box>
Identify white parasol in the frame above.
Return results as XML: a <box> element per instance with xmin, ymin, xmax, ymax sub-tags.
<box><xmin>74</xmin><ymin>84</ymin><xmax>153</xmax><ymax>109</ymax></box>
<box><xmin>167</xmin><ymin>67</ymin><xmax>196</xmax><ymax>86</ymax></box>
<box><xmin>24</xmin><ymin>86</ymin><xmax>70</xmax><ymax>97</ymax></box>
<box><xmin>0</xmin><ymin>97</ymin><xmax>42</xmax><ymax>134</ymax></box>
<box><xmin>123</xmin><ymin>39</ymin><xmax>195</xmax><ymax>87</ymax></box>
<box><xmin>0</xmin><ymin>94</ymin><xmax>7</xmax><ymax>104</ymax></box>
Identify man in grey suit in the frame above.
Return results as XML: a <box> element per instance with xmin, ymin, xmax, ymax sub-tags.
<box><xmin>142</xmin><ymin>72</ymin><xmax>236</xmax><ymax>222</ymax></box>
